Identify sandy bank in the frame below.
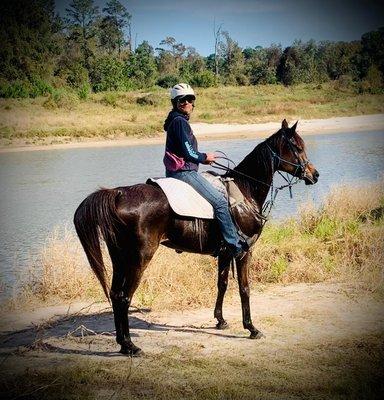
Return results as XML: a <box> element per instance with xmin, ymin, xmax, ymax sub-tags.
<box><xmin>0</xmin><ymin>113</ymin><xmax>383</xmax><ymax>153</ymax></box>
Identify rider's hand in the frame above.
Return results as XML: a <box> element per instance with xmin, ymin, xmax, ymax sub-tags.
<box><xmin>205</xmin><ymin>152</ymin><xmax>216</xmax><ymax>164</ymax></box>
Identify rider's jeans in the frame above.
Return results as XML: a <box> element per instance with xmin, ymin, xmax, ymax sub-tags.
<box><xmin>166</xmin><ymin>170</ymin><xmax>241</xmax><ymax>250</ymax></box>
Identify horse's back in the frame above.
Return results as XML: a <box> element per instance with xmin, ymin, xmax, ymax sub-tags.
<box><xmin>114</xmin><ymin>183</ymin><xmax>171</xmax><ymax>226</ymax></box>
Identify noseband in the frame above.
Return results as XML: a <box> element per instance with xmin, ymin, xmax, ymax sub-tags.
<box><xmin>265</xmin><ymin>132</ymin><xmax>310</xmax><ymax>180</ymax></box>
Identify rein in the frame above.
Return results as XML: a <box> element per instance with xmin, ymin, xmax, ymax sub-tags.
<box><xmin>212</xmin><ymin>134</ymin><xmax>307</xmax><ymax>221</ymax></box>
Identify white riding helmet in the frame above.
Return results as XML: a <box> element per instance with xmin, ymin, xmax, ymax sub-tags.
<box><xmin>170</xmin><ymin>83</ymin><xmax>195</xmax><ymax>100</ymax></box>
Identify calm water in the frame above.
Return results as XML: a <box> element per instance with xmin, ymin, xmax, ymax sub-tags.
<box><xmin>0</xmin><ymin>130</ymin><xmax>383</xmax><ymax>292</ymax></box>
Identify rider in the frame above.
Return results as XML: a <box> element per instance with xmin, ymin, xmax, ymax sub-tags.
<box><xmin>163</xmin><ymin>83</ymin><xmax>247</xmax><ymax>259</ymax></box>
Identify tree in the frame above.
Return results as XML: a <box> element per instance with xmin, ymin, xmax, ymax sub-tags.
<box><xmin>360</xmin><ymin>28</ymin><xmax>384</xmax><ymax>77</ymax></box>
<box><xmin>218</xmin><ymin>31</ymin><xmax>247</xmax><ymax>85</ymax></box>
<box><xmin>100</xmin><ymin>0</ymin><xmax>131</xmax><ymax>55</ymax></box>
<box><xmin>126</xmin><ymin>41</ymin><xmax>157</xmax><ymax>87</ymax></box>
<box><xmin>213</xmin><ymin>20</ymin><xmax>222</xmax><ymax>77</ymax></box>
<box><xmin>318</xmin><ymin>40</ymin><xmax>361</xmax><ymax>80</ymax></box>
<box><xmin>0</xmin><ymin>0</ymin><xmax>62</xmax><ymax>80</ymax></box>
<box><xmin>179</xmin><ymin>47</ymin><xmax>205</xmax><ymax>81</ymax></box>
<box><xmin>65</xmin><ymin>0</ymin><xmax>99</xmax><ymax>70</ymax></box>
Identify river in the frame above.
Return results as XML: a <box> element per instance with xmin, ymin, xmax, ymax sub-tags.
<box><xmin>0</xmin><ymin>130</ymin><xmax>383</xmax><ymax>293</ymax></box>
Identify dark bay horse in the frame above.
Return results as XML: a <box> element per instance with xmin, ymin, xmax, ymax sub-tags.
<box><xmin>74</xmin><ymin>119</ymin><xmax>319</xmax><ymax>355</ymax></box>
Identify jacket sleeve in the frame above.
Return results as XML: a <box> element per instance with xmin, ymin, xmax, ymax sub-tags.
<box><xmin>171</xmin><ymin>117</ymin><xmax>207</xmax><ymax>163</ymax></box>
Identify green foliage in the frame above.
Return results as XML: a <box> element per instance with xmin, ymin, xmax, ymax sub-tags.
<box><xmin>270</xmin><ymin>256</ymin><xmax>289</xmax><ymax>280</ymax></box>
<box><xmin>78</xmin><ymin>82</ymin><xmax>91</xmax><ymax>100</ymax></box>
<box><xmin>0</xmin><ymin>2</ymin><xmax>383</xmax><ymax>98</ymax></box>
<box><xmin>0</xmin><ymin>0</ymin><xmax>62</xmax><ymax>84</ymax></box>
<box><xmin>29</xmin><ymin>76</ymin><xmax>53</xmax><ymax>97</ymax></box>
<box><xmin>43</xmin><ymin>88</ymin><xmax>79</xmax><ymax>109</ymax></box>
<box><xmin>157</xmin><ymin>74</ymin><xmax>180</xmax><ymax>88</ymax></box>
<box><xmin>65</xmin><ymin>63</ymin><xmax>90</xmax><ymax>90</ymax></box>
<box><xmin>262</xmin><ymin>224</ymin><xmax>296</xmax><ymax>244</ymax></box>
<box><xmin>313</xmin><ymin>217</ymin><xmax>338</xmax><ymax>241</ymax></box>
<box><xmin>90</xmin><ymin>55</ymin><xmax>129</xmax><ymax>92</ymax></box>
<box><xmin>99</xmin><ymin>0</ymin><xmax>131</xmax><ymax>54</ymax></box>
<box><xmin>136</xmin><ymin>95</ymin><xmax>161</xmax><ymax>106</ymax></box>
<box><xmin>0</xmin><ymin>80</ymin><xmax>31</xmax><ymax>98</ymax></box>
<box><xmin>100</xmin><ymin>91</ymin><xmax>118</xmax><ymax>107</ymax></box>
<box><xmin>189</xmin><ymin>70</ymin><xmax>217</xmax><ymax>87</ymax></box>
<box><xmin>359</xmin><ymin>65</ymin><xmax>384</xmax><ymax>94</ymax></box>
<box><xmin>333</xmin><ymin>75</ymin><xmax>356</xmax><ymax>92</ymax></box>
<box><xmin>0</xmin><ymin>77</ymin><xmax>53</xmax><ymax>98</ymax></box>
<box><xmin>125</xmin><ymin>41</ymin><xmax>158</xmax><ymax>88</ymax></box>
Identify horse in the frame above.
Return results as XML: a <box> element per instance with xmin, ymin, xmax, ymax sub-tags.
<box><xmin>74</xmin><ymin>119</ymin><xmax>319</xmax><ymax>356</ymax></box>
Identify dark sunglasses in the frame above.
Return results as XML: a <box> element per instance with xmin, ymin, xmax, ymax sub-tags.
<box><xmin>177</xmin><ymin>96</ymin><xmax>195</xmax><ymax>104</ymax></box>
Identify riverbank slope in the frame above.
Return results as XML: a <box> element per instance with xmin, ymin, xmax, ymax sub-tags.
<box><xmin>1</xmin><ymin>113</ymin><xmax>383</xmax><ymax>153</ymax></box>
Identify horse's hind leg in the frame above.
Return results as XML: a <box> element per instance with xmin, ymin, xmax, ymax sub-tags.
<box><xmin>109</xmin><ymin>239</ymin><xmax>158</xmax><ymax>356</ymax></box>
<box><xmin>236</xmin><ymin>253</ymin><xmax>264</xmax><ymax>339</ymax></box>
<box><xmin>214</xmin><ymin>255</ymin><xmax>231</xmax><ymax>329</ymax></box>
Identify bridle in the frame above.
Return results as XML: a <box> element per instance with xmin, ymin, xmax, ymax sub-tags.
<box><xmin>266</xmin><ymin>131</ymin><xmax>309</xmax><ymax>179</ymax></box>
<box><xmin>212</xmin><ymin>131</ymin><xmax>312</xmax><ymax>220</ymax></box>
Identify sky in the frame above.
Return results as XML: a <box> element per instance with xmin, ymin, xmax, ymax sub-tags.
<box><xmin>56</xmin><ymin>0</ymin><xmax>384</xmax><ymax>56</ymax></box>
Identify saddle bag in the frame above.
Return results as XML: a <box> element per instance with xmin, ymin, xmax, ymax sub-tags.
<box><xmin>163</xmin><ymin>151</ymin><xmax>185</xmax><ymax>171</ymax></box>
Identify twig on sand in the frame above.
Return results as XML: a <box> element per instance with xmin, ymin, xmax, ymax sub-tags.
<box><xmin>66</xmin><ymin>324</ymin><xmax>114</xmax><ymax>338</ymax></box>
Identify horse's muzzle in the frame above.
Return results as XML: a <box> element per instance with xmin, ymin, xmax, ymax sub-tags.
<box><xmin>304</xmin><ymin>169</ymin><xmax>319</xmax><ymax>185</ymax></box>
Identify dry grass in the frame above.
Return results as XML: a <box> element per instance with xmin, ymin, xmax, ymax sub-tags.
<box><xmin>0</xmin><ymin>83</ymin><xmax>383</xmax><ymax>145</ymax></box>
<box><xmin>252</xmin><ymin>181</ymin><xmax>384</xmax><ymax>293</ymax></box>
<box><xmin>6</xmin><ymin>181</ymin><xmax>384</xmax><ymax>311</ymax></box>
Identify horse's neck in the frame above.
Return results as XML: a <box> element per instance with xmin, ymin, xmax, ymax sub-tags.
<box><xmin>232</xmin><ymin>144</ymin><xmax>274</xmax><ymax>209</ymax></box>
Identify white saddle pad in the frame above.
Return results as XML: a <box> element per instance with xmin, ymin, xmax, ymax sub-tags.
<box><xmin>149</xmin><ymin>177</ymin><xmax>214</xmax><ymax>219</ymax></box>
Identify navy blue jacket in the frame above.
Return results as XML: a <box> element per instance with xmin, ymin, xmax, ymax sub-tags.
<box><xmin>164</xmin><ymin>110</ymin><xmax>207</xmax><ymax>171</ymax></box>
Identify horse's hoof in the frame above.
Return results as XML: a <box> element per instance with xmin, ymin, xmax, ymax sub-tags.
<box><xmin>119</xmin><ymin>344</ymin><xmax>143</xmax><ymax>357</ymax></box>
<box><xmin>249</xmin><ymin>330</ymin><xmax>265</xmax><ymax>340</ymax></box>
<box><xmin>216</xmin><ymin>321</ymin><xmax>228</xmax><ymax>330</ymax></box>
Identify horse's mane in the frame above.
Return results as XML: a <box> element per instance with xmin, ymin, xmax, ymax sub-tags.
<box><xmin>228</xmin><ymin>128</ymin><xmax>305</xmax><ymax>202</ymax></box>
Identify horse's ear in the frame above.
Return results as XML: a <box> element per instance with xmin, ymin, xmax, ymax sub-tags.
<box><xmin>292</xmin><ymin>121</ymin><xmax>298</xmax><ymax>132</ymax></box>
<box><xmin>282</xmin><ymin>119</ymin><xmax>289</xmax><ymax>129</ymax></box>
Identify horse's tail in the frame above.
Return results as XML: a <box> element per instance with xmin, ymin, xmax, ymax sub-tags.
<box><xmin>73</xmin><ymin>188</ymin><xmax>124</xmax><ymax>301</ymax></box>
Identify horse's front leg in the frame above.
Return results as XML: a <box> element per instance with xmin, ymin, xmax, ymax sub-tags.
<box><xmin>236</xmin><ymin>253</ymin><xmax>264</xmax><ymax>339</ymax></box>
<box><xmin>214</xmin><ymin>255</ymin><xmax>230</xmax><ymax>329</ymax></box>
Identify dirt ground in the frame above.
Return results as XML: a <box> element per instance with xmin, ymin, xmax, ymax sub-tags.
<box><xmin>1</xmin><ymin>282</ymin><xmax>383</xmax><ymax>399</ymax></box>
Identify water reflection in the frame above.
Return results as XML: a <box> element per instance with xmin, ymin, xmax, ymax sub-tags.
<box><xmin>0</xmin><ymin>130</ymin><xmax>383</xmax><ymax>289</ymax></box>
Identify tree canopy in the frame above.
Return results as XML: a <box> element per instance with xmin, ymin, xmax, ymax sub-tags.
<box><xmin>1</xmin><ymin>0</ymin><xmax>383</xmax><ymax>98</ymax></box>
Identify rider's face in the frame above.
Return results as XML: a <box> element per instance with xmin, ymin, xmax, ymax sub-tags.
<box><xmin>177</xmin><ymin>96</ymin><xmax>194</xmax><ymax>115</ymax></box>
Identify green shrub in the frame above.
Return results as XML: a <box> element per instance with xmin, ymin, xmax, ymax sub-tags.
<box><xmin>333</xmin><ymin>75</ymin><xmax>355</xmax><ymax>92</ymax></box>
<box><xmin>156</xmin><ymin>74</ymin><xmax>180</xmax><ymax>88</ymax></box>
<box><xmin>136</xmin><ymin>94</ymin><xmax>161</xmax><ymax>106</ymax></box>
<box><xmin>90</xmin><ymin>56</ymin><xmax>130</xmax><ymax>92</ymax></box>
<box><xmin>101</xmin><ymin>92</ymin><xmax>118</xmax><ymax>107</ymax></box>
<box><xmin>78</xmin><ymin>82</ymin><xmax>91</xmax><ymax>100</ymax></box>
<box><xmin>66</xmin><ymin>63</ymin><xmax>90</xmax><ymax>89</ymax></box>
<box><xmin>0</xmin><ymin>80</ymin><xmax>31</xmax><ymax>98</ymax></box>
<box><xmin>29</xmin><ymin>77</ymin><xmax>53</xmax><ymax>98</ymax></box>
<box><xmin>270</xmin><ymin>256</ymin><xmax>289</xmax><ymax>280</ymax></box>
<box><xmin>359</xmin><ymin>65</ymin><xmax>384</xmax><ymax>94</ymax></box>
<box><xmin>189</xmin><ymin>70</ymin><xmax>217</xmax><ymax>88</ymax></box>
<box><xmin>43</xmin><ymin>89</ymin><xmax>79</xmax><ymax>109</ymax></box>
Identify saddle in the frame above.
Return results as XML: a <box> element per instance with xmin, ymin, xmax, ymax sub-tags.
<box><xmin>147</xmin><ymin>171</ymin><xmax>245</xmax><ymax>219</ymax></box>
<box><xmin>147</xmin><ymin>172</ymin><xmax>261</xmax><ymax>254</ymax></box>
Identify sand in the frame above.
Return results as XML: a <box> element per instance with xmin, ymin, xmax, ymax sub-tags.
<box><xmin>0</xmin><ymin>113</ymin><xmax>383</xmax><ymax>153</ymax></box>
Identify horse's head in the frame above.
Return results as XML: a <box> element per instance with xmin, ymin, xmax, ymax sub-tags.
<box><xmin>268</xmin><ymin>119</ymin><xmax>319</xmax><ymax>185</ymax></box>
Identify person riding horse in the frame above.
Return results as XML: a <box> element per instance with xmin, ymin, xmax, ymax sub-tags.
<box><xmin>163</xmin><ymin>83</ymin><xmax>248</xmax><ymax>259</ymax></box>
